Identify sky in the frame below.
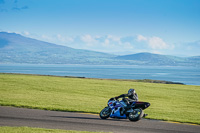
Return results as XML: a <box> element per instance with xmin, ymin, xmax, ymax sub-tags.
<box><xmin>0</xmin><ymin>0</ymin><xmax>200</xmax><ymax>56</ymax></box>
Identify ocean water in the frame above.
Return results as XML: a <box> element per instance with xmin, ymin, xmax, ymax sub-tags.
<box><xmin>0</xmin><ymin>64</ymin><xmax>199</xmax><ymax>85</ymax></box>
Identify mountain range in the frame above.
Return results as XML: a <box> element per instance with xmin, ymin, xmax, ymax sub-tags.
<box><xmin>0</xmin><ymin>32</ymin><xmax>199</xmax><ymax>66</ymax></box>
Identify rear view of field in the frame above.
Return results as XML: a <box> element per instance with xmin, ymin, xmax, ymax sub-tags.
<box><xmin>0</xmin><ymin>73</ymin><xmax>200</xmax><ymax>125</ymax></box>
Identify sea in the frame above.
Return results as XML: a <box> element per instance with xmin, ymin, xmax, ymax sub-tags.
<box><xmin>0</xmin><ymin>64</ymin><xmax>199</xmax><ymax>86</ymax></box>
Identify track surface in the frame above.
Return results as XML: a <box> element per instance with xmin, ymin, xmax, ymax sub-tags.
<box><xmin>0</xmin><ymin>106</ymin><xmax>199</xmax><ymax>133</ymax></box>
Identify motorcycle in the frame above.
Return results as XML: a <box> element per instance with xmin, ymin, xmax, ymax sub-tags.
<box><xmin>99</xmin><ymin>98</ymin><xmax>150</xmax><ymax>121</ymax></box>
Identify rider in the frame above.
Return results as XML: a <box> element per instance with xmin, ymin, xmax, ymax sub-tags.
<box><xmin>114</xmin><ymin>88</ymin><xmax>138</xmax><ymax>114</ymax></box>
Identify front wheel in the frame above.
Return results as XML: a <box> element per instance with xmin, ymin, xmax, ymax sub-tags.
<box><xmin>99</xmin><ymin>107</ymin><xmax>111</xmax><ymax>119</ymax></box>
<box><xmin>128</xmin><ymin>108</ymin><xmax>143</xmax><ymax>122</ymax></box>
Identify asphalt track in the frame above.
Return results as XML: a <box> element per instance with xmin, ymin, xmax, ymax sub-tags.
<box><xmin>0</xmin><ymin>106</ymin><xmax>200</xmax><ymax>133</ymax></box>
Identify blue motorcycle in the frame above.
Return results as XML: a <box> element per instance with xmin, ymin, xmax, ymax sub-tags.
<box><xmin>99</xmin><ymin>98</ymin><xmax>150</xmax><ymax>121</ymax></box>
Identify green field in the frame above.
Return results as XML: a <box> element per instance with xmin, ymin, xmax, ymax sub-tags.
<box><xmin>0</xmin><ymin>126</ymin><xmax>108</xmax><ymax>133</ymax></box>
<box><xmin>0</xmin><ymin>73</ymin><xmax>200</xmax><ymax>124</ymax></box>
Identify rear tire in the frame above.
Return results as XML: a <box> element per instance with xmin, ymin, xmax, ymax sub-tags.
<box><xmin>128</xmin><ymin>108</ymin><xmax>143</xmax><ymax>122</ymax></box>
<box><xmin>99</xmin><ymin>107</ymin><xmax>111</xmax><ymax>119</ymax></box>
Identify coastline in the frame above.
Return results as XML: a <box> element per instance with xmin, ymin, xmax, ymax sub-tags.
<box><xmin>0</xmin><ymin>72</ymin><xmax>185</xmax><ymax>85</ymax></box>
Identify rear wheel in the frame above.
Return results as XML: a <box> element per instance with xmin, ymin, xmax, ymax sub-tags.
<box><xmin>99</xmin><ymin>107</ymin><xmax>111</xmax><ymax>119</ymax></box>
<box><xmin>128</xmin><ymin>108</ymin><xmax>143</xmax><ymax>121</ymax></box>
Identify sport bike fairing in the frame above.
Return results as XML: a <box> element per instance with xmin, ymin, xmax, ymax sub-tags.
<box><xmin>108</xmin><ymin>99</ymin><xmax>133</xmax><ymax>119</ymax></box>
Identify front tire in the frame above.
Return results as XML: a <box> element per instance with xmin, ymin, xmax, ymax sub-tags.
<box><xmin>128</xmin><ymin>108</ymin><xmax>143</xmax><ymax>121</ymax></box>
<box><xmin>99</xmin><ymin>107</ymin><xmax>111</xmax><ymax>119</ymax></box>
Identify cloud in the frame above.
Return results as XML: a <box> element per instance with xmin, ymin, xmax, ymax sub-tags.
<box><xmin>137</xmin><ymin>35</ymin><xmax>169</xmax><ymax>49</ymax></box>
<box><xmin>20</xmin><ymin>31</ymin><xmax>30</xmax><ymax>36</ymax></box>
<box><xmin>148</xmin><ymin>36</ymin><xmax>168</xmax><ymax>49</ymax></box>
<box><xmin>77</xmin><ymin>34</ymin><xmax>137</xmax><ymax>53</ymax></box>
<box><xmin>56</xmin><ymin>34</ymin><xmax>74</xmax><ymax>43</ymax></box>
<box><xmin>81</xmin><ymin>34</ymin><xmax>96</xmax><ymax>43</ymax></box>
<box><xmin>9</xmin><ymin>32</ymin><xmax>180</xmax><ymax>55</ymax></box>
<box><xmin>182</xmin><ymin>40</ymin><xmax>200</xmax><ymax>52</ymax></box>
<box><xmin>8</xmin><ymin>31</ymin><xmax>199</xmax><ymax>56</ymax></box>
<box><xmin>80</xmin><ymin>34</ymin><xmax>101</xmax><ymax>47</ymax></box>
<box><xmin>137</xmin><ymin>35</ymin><xmax>147</xmax><ymax>41</ymax></box>
<box><xmin>107</xmin><ymin>35</ymin><xmax>121</xmax><ymax>42</ymax></box>
<box><xmin>104</xmin><ymin>39</ymin><xmax>110</xmax><ymax>45</ymax></box>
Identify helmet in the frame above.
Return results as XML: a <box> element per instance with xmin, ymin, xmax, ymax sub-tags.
<box><xmin>128</xmin><ymin>88</ymin><xmax>135</xmax><ymax>96</ymax></box>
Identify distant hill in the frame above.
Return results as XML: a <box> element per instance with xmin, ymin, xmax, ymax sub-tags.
<box><xmin>0</xmin><ymin>32</ymin><xmax>199</xmax><ymax>66</ymax></box>
<box><xmin>0</xmin><ymin>32</ymin><xmax>115</xmax><ymax>64</ymax></box>
<box><xmin>116</xmin><ymin>52</ymin><xmax>185</xmax><ymax>65</ymax></box>
<box><xmin>116</xmin><ymin>52</ymin><xmax>173</xmax><ymax>61</ymax></box>
<box><xmin>186</xmin><ymin>56</ymin><xmax>200</xmax><ymax>61</ymax></box>
<box><xmin>116</xmin><ymin>52</ymin><xmax>200</xmax><ymax>66</ymax></box>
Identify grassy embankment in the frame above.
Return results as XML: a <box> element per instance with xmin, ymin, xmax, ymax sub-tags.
<box><xmin>0</xmin><ymin>126</ymin><xmax>108</xmax><ymax>133</ymax></box>
<box><xmin>0</xmin><ymin>73</ymin><xmax>200</xmax><ymax>125</ymax></box>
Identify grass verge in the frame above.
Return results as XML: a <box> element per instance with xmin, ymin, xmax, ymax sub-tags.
<box><xmin>0</xmin><ymin>126</ymin><xmax>109</xmax><ymax>133</ymax></box>
<box><xmin>0</xmin><ymin>73</ymin><xmax>200</xmax><ymax>124</ymax></box>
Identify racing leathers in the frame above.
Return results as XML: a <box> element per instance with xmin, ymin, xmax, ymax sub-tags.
<box><xmin>115</xmin><ymin>93</ymin><xmax>138</xmax><ymax>114</ymax></box>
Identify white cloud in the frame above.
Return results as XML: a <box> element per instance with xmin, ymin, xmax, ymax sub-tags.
<box><xmin>148</xmin><ymin>36</ymin><xmax>168</xmax><ymax>49</ymax></box>
<box><xmin>95</xmin><ymin>35</ymin><xmax>101</xmax><ymax>39</ymax></box>
<box><xmin>107</xmin><ymin>35</ymin><xmax>121</xmax><ymax>42</ymax></box>
<box><xmin>104</xmin><ymin>39</ymin><xmax>110</xmax><ymax>46</ymax></box>
<box><xmin>79</xmin><ymin>34</ymin><xmax>122</xmax><ymax>48</ymax></box>
<box><xmin>137</xmin><ymin>35</ymin><xmax>147</xmax><ymax>41</ymax></box>
<box><xmin>22</xmin><ymin>31</ymin><xmax>30</xmax><ymax>36</ymax></box>
<box><xmin>137</xmin><ymin>35</ymin><xmax>169</xmax><ymax>49</ymax></box>
<box><xmin>81</xmin><ymin>34</ymin><xmax>96</xmax><ymax>43</ymax></box>
<box><xmin>42</xmin><ymin>35</ymin><xmax>52</xmax><ymax>41</ymax></box>
<box><xmin>80</xmin><ymin>34</ymin><xmax>100</xmax><ymax>47</ymax></box>
<box><xmin>150</xmin><ymin>50</ymin><xmax>163</xmax><ymax>55</ymax></box>
<box><xmin>68</xmin><ymin>34</ymin><xmax>135</xmax><ymax>53</ymax></box>
<box><xmin>124</xmin><ymin>42</ymin><xmax>134</xmax><ymax>49</ymax></box>
<box><xmin>57</xmin><ymin>34</ymin><xmax>74</xmax><ymax>43</ymax></box>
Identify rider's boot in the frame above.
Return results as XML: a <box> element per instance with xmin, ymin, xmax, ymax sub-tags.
<box><xmin>143</xmin><ymin>114</ymin><xmax>148</xmax><ymax>117</ymax></box>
